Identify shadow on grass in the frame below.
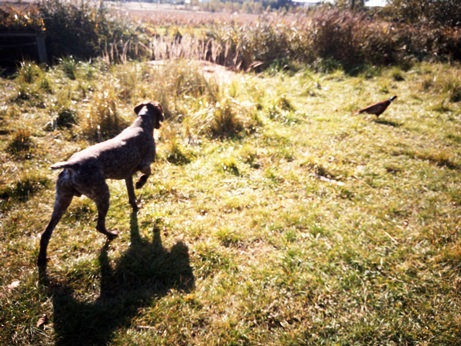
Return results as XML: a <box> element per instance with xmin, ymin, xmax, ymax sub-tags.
<box><xmin>373</xmin><ymin>118</ymin><xmax>402</xmax><ymax>127</ymax></box>
<box><xmin>40</xmin><ymin>212</ymin><xmax>195</xmax><ymax>346</ymax></box>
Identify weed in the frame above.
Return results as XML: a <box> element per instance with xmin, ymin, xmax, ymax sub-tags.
<box><xmin>38</xmin><ymin>75</ymin><xmax>53</xmax><ymax>93</ymax></box>
<box><xmin>442</xmin><ymin>75</ymin><xmax>461</xmax><ymax>103</ymax></box>
<box><xmin>165</xmin><ymin>139</ymin><xmax>192</xmax><ymax>165</ymax></box>
<box><xmin>391</xmin><ymin>67</ymin><xmax>405</xmax><ymax>81</ymax></box>
<box><xmin>16</xmin><ymin>62</ymin><xmax>43</xmax><ymax>84</ymax></box>
<box><xmin>56</xmin><ymin>107</ymin><xmax>78</xmax><ymax>128</ymax></box>
<box><xmin>6</xmin><ymin>129</ymin><xmax>34</xmax><ymax>157</ymax></box>
<box><xmin>239</xmin><ymin>144</ymin><xmax>260</xmax><ymax>168</ymax></box>
<box><xmin>13</xmin><ymin>83</ymin><xmax>42</xmax><ymax>104</ymax></box>
<box><xmin>217</xmin><ymin>156</ymin><xmax>240</xmax><ymax>176</ymax></box>
<box><xmin>215</xmin><ymin>227</ymin><xmax>243</xmax><ymax>247</ymax></box>
<box><xmin>60</xmin><ymin>56</ymin><xmax>78</xmax><ymax>80</ymax></box>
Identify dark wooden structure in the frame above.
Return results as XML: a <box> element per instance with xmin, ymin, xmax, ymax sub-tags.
<box><xmin>0</xmin><ymin>32</ymin><xmax>47</xmax><ymax>65</ymax></box>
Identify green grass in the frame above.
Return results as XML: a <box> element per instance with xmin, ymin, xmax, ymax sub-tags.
<box><xmin>1</xmin><ymin>60</ymin><xmax>461</xmax><ymax>345</ymax></box>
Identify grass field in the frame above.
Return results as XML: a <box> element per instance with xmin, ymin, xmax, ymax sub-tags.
<box><xmin>1</xmin><ymin>58</ymin><xmax>461</xmax><ymax>345</ymax></box>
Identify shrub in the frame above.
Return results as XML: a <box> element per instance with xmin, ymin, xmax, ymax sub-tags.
<box><xmin>38</xmin><ymin>0</ymin><xmax>102</xmax><ymax>60</ymax></box>
<box><xmin>38</xmin><ymin>0</ymin><xmax>143</xmax><ymax>62</ymax></box>
<box><xmin>143</xmin><ymin>60</ymin><xmax>220</xmax><ymax>119</ymax></box>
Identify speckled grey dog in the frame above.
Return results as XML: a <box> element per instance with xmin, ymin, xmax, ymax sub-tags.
<box><xmin>38</xmin><ymin>101</ymin><xmax>164</xmax><ymax>266</ymax></box>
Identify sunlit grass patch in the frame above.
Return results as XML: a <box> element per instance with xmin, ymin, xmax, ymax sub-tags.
<box><xmin>0</xmin><ymin>173</ymin><xmax>50</xmax><ymax>212</ymax></box>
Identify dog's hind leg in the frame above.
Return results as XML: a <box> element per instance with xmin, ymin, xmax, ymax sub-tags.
<box><xmin>38</xmin><ymin>175</ymin><xmax>74</xmax><ymax>266</ymax></box>
<box><xmin>89</xmin><ymin>181</ymin><xmax>119</xmax><ymax>240</ymax></box>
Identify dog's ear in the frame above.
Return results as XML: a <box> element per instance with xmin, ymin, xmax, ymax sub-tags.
<box><xmin>134</xmin><ymin>101</ymin><xmax>148</xmax><ymax>115</ymax></box>
<box><xmin>151</xmin><ymin>101</ymin><xmax>164</xmax><ymax>122</ymax></box>
<box><xmin>147</xmin><ymin>101</ymin><xmax>164</xmax><ymax>129</ymax></box>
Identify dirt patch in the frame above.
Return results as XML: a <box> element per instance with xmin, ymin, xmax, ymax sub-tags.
<box><xmin>148</xmin><ymin>59</ymin><xmax>239</xmax><ymax>83</ymax></box>
<box><xmin>195</xmin><ymin>60</ymin><xmax>239</xmax><ymax>82</ymax></box>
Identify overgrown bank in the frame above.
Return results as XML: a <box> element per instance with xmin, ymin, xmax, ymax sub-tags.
<box><xmin>1</xmin><ymin>2</ymin><xmax>461</xmax><ymax>71</ymax></box>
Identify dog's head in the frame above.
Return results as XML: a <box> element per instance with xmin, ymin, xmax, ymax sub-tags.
<box><xmin>134</xmin><ymin>101</ymin><xmax>164</xmax><ymax>129</ymax></box>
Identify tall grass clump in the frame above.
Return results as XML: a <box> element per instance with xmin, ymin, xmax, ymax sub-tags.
<box><xmin>235</xmin><ymin>19</ymin><xmax>296</xmax><ymax>70</ymax></box>
<box><xmin>132</xmin><ymin>60</ymin><xmax>260</xmax><ymax>138</ymax></box>
<box><xmin>160</xmin><ymin>123</ymin><xmax>193</xmax><ymax>165</ymax></box>
<box><xmin>440</xmin><ymin>73</ymin><xmax>461</xmax><ymax>103</ymax></box>
<box><xmin>209</xmin><ymin>97</ymin><xmax>244</xmax><ymax>138</ymax></box>
<box><xmin>10</xmin><ymin>62</ymin><xmax>48</xmax><ymax>107</ymax></box>
<box><xmin>142</xmin><ymin>60</ymin><xmax>220</xmax><ymax>118</ymax></box>
<box><xmin>60</xmin><ymin>56</ymin><xmax>78</xmax><ymax>80</ymax></box>
<box><xmin>81</xmin><ymin>86</ymin><xmax>128</xmax><ymax>141</ymax></box>
<box><xmin>417</xmin><ymin>65</ymin><xmax>461</xmax><ymax>103</ymax></box>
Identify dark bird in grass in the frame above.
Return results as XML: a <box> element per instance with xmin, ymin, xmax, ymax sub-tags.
<box><xmin>355</xmin><ymin>95</ymin><xmax>397</xmax><ymax>117</ymax></box>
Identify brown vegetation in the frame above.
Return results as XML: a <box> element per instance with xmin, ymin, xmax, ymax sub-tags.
<box><xmin>1</xmin><ymin>2</ymin><xmax>461</xmax><ymax>70</ymax></box>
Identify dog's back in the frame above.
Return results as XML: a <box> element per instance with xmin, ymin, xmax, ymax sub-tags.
<box><xmin>53</xmin><ymin>128</ymin><xmax>154</xmax><ymax>180</ymax></box>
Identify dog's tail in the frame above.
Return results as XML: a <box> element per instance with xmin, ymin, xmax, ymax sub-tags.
<box><xmin>51</xmin><ymin>161</ymin><xmax>77</xmax><ymax>170</ymax></box>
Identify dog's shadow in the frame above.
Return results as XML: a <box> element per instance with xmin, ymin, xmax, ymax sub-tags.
<box><xmin>40</xmin><ymin>212</ymin><xmax>195</xmax><ymax>346</ymax></box>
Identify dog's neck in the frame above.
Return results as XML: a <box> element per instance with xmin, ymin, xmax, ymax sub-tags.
<box><xmin>132</xmin><ymin>110</ymin><xmax>155</xmax><ymax>133</ymax></box>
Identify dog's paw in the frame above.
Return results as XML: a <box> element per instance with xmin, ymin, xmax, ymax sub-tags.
<box><xmin>106</xmin><ymin>231</ymin><xmax>119</xmax><ymax>241</ymax></box>
<box><xmin>135</xmin><ymin>175</ymin><xmax>148</xmax><ymax>189</ymax></box>
<box><xmin>135</xmin><ymin>181</ymin><xmax>145</xmax><ymax>189</ymax></box>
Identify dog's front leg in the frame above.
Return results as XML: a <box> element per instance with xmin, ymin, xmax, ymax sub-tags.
<box><xmin>125</xmin><ymin>177</ymin><xmax>140</xmax><ymax>210</ymax></box>
<box><xmin>135</xmin><ymin>165</ymin><xmax>151</xmax><ymax>189</ymax></box>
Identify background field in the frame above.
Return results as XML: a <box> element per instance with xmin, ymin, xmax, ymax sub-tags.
<box><xmin>1</xmin><ymin>2</ymin><xmax>461</xmax><ymax>345</ymax></box>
